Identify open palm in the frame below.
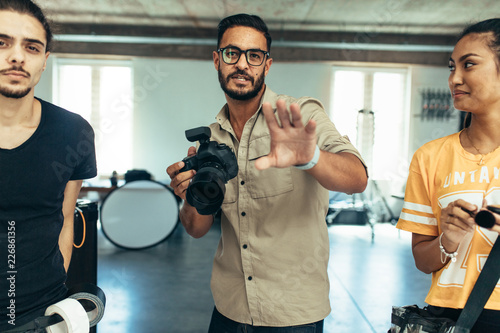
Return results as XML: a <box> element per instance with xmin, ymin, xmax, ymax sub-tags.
<box><xmin>255</xmin><ymin>99</ymin><xmax>317</xmax><ymax>170</ymax></box>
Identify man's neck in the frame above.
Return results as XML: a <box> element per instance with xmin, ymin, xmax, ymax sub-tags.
<box><xmin>226</xmin><ymin>86</ymin><xmax>266</xmax><ymax>141</ymax></box>
<box><xmin>0</xmin><ymin>93</ymin><xmax>37</xmax><ymax>127</ymax></box>
<box><xmin>0</xmin><ymin>93</ymin><xmax>42</xmax><ymax>149</ymax></box>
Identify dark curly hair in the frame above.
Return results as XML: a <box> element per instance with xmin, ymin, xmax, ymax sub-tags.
<box><xmin>217</xmin><ymin>13</ymin><xmax>272</xmax><ymax>53</ymax></box>
<box><xmin>458</xmin><ymin>18</ymin><xmax>500</xmax><ymax>65</ymax></box>
<box><xmin>0</xmin><ymin>0</ymin><xmax>53</xmax><ymax>52</ymax></box>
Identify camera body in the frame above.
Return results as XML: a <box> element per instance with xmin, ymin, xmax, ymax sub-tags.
<box><xmin>180</xmin><ymin>126</ymin><xmax>238</xmax><ymax>215</ymax></box>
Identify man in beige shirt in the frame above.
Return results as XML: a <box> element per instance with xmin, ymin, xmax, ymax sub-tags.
<box><xmin>167</xmin><ymin>13</ymin><xmax>367</xmax><ymax>332</ymax></box>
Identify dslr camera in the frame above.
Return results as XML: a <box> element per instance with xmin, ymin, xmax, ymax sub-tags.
<box><xmin>179</xmin><ymin>126</ymin><xmax>238</xmax><ymax>215</ymax></box>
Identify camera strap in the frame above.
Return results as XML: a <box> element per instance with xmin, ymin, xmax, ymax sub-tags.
<box><xmin>454</xmin><ymin>236</ymin><xmax>500</xmax><ymax>332</ymax></box>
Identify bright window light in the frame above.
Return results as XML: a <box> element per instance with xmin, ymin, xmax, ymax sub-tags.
<box><xmin>57</xmin><ymin>65</ymin><xmax>92</xmax><ymax>120</ymax></box>
<box><xmin>53</xmin><ymin>59</ymin><xmax>134</xmax><ymax>176</ymax></box>
<box><xmin>331</xmin><ymin>70</ymin><xmax>364</xmax><ymax>145</ymax></box>
<box><xmin>372</xmin><ymin>72</ymin><xmax>407</xmax><ymax>179</ymax></box>
<box><xmin>330</xmin><ymin>67</ymin><xmax>409</xmax><ymax>180</ymax></box>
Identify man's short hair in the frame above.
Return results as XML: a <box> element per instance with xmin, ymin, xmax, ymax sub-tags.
<box><xmin>217</xmin><ymin>13</ymin><xmax>272</xmax><ymax>53</ymax></box>
<box><xmin>0</xmin><ymin>0</ymin><xmax>53</xmax><ymax>52</ymax></box>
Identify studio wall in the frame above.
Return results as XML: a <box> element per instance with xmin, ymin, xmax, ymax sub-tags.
<box><xmin>35</xmin><ymin>55</ymin><xmax>456</xmax><ymax>184</ymax></box>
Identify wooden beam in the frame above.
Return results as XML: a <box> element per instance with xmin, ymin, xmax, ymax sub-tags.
<box><xmin>52</xmin><ymin>23</ymin><xmax>456</xmax><ymax>66</ymax></box>
<box><xmin>55</xmin><ymin>23</ymin><xmax>217</xmax><ymax>39</ymax></box>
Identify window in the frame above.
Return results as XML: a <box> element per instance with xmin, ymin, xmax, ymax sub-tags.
<box><xmin>330</xmin><ymin>67</ymin><xmax>410</xmax><ymax>180</ymax></box>
<box><xmin>53</xmin><ymin>58</ymin><xmax>134</xmax><ymax>176</ymax></box>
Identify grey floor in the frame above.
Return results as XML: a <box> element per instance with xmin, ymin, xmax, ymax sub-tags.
<box><xmin>95</xmin><ymin>219</ymin><xmax>431</xmax><ymax>333</ymax></box>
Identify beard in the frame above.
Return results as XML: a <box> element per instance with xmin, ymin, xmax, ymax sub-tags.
<box><xmin>218</xmin><ymin>68</ymin><xmax>265</xmax><ymax>101</ymax></box>
<box><xmin>0</xmin><ymin>66</ymin><xmax>32</xmax><ymax>99</ymax></box>
<box><xmin>0</xmin><ymin>86</ymin><xmax>31</xmax><ymax>99</ymax></box>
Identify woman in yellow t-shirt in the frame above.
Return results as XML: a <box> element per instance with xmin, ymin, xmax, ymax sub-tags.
<box><xmin>397</xmin><ymin>18</ymin><xmax>500</xmax><ymax>332</ymax></box>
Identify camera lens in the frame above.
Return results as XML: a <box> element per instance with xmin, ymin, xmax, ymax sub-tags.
<box><xmin>475</xmin><ymin>210</ymin><xmax>496</xmax><ymax>229</ymax></box>
<box><xmin>186</xmin><ymin>166</ymin><xmax>226</xmax><ymax>215</ymax></box>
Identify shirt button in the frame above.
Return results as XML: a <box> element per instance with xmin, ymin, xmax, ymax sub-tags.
<box><xmin>243</xmin><ymin>244</ymin><xmax>248</xmax><ymax>249</ymax></box>
<box><xmin>241</xmin><ymin>212</ymin><xmax>246</xmax><ymax>216</ymax></box>
<box><xmin>248</xmin><ymin>276</ymin><xmax>253</xmax><ymax>281</ymax></box>
<box><xmin>240</xmin><ymin>180</ymin><xmax>245</xmax><ymax>185</ymax></box>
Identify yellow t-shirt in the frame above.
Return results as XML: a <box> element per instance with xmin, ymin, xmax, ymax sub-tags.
<box><xmin>397</xmin><ymin>131</ymin><xmax>500</xmax><ymax>310</ymax></box>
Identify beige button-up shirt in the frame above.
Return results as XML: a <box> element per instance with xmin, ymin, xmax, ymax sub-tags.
<box><xmin>208</xmin><ymin>87</ymin><xmax>365</xmax><ymax>327</ymax></box>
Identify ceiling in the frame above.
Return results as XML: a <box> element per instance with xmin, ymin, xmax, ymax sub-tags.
<box><xmin>36</xmin><ymin>0</ymin><xmax>500</xmax><ymax>65</ymax></box>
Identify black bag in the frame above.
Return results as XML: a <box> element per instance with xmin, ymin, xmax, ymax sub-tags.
<box><xmin>390</xmin><ymin>237</ymin><xmax>500</xmax><ymax>333</ymax></box>
<box><xmin>389</xmin><ymin>305</ymin><xmax>456</xmax><ymax>333</ymax></box>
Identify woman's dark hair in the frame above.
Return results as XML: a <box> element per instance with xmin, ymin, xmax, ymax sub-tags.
<box><xmin>457</xmin><ymin>19</ymin><xmax>500</xmax><ymax>129</ymax></box>
<box><xmin>458</xmin><ymin>18</ymin><xmax>500</xmax><ymax>64</ymax></box>
<box><xmin>217</xmin><ymin>13</ymin><xmax>272</xmax><ymax>53</ymax></box>
<box><xmin>0</xmin><ymin>0</ymin><xmax>53</xmax><ymax>52</ymax></box>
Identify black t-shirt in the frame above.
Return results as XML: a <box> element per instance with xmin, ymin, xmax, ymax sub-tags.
<box><xmin>0</xmin><ymin>98</ymin><xmax>97</xmax><ymax>330</ymax></box>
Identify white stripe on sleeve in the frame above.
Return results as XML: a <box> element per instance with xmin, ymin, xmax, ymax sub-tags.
<box><xmin>402</xmin><ymin>201</ymin><xmax>434</xmax><ymax>214</ymax></box>
<box><xmin>399</xmin><ymin>211</ymin><xmax>437</xmax><ymax>226</ymax></box>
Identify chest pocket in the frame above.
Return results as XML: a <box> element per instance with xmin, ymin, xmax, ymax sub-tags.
<box><xmin>222</xmin><ymin>177</ymin><xmax>238</xmax><ymax>204</ymax></box>
<box><xmin>247</xmin><ymin>135</ymin><xmax>293</xmax><ymax>199</ymax></box>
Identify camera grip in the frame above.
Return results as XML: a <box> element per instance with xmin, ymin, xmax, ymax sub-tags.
<box><xmin>179</xmin><ymin>155</ymin><xmax>197</xmax><ymax>173</ymax></box>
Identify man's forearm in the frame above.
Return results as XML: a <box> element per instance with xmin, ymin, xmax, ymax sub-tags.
<box><xmin>179</xmin><ymin>202</ymin><xmax>214</xmax><ymax>238</ymax></box>
<box><xmin>59</xmin><ymin>180</ymin><xmax>83</xmax><ymax>272</ymax></box>
<box><xmin>59</xmin><ymin>219</ymin><xmax>74</xmax><ymax>272</ymax></box>
<box><xmin>308</xmin><ymin>151</ymin><xmax>368</xmax><ymax>193</ymax></box>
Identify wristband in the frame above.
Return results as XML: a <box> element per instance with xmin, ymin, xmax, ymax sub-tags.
<box><xmin>439</xmin><ymin>233</ymin><xmax>458</xmax><ymax>264</ymax></box>
<box><xmin>294</xmin><ymin>146</ymin><xmax>320</xmax><ymax>170</ymax></box>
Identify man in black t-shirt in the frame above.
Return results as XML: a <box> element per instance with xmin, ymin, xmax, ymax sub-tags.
<box><xmin>0</xmin><ymin>1</ymin><xmax>97</xmax><ymax>331</ymax></box>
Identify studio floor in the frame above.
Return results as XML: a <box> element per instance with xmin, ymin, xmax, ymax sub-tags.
<box><xmin>95</xmin><ymin>219</ymin><xmax>431</xmax><ymax>333</ymax></box>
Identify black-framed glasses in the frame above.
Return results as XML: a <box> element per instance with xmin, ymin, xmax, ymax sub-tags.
<box><xmin>217</xmin><ymin>47</ymin><xmax>270</xmax><ymax>66</ymax></box>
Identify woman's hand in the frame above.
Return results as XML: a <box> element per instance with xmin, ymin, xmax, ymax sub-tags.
<box><xmin>439</xmin><ymin>199</ymin><xmax>476</xmax><ymax>251</ymax></box>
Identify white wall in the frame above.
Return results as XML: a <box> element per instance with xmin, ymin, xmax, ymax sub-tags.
<box><xmin>128</xmin><ymin>58</ymin><xmax>332</xmax><ymax>181</ymax></box>
<box><xmin>266</xmin><ymin>62</ymin><xmax>332</xmax><ymax>110</ymax></box>
<box><xmin>408</xmin><ymin>65</ymin><xmax>460</xmax><ymax>156</ymax></box>
<box><xmin>36</xmin><ymin>55</ymin><xmax>456</xmax><ymax>184</ymax></box>
<box><xmin>130</xmin><ymin>58</ymin><xmax>224</xmax><ymax>181</ymax></box>
<box><xmin>36</xmin><ymin>57</ymin><xmax>333</xmax><ymax>182</ymax></box>
<box><xmin>35</xmin><ymin>57</ymin><xmax>53</xmax><ymax>101</ymax></box>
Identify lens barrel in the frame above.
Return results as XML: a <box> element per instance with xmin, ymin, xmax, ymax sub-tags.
<box><xmin>185</xmin><ymin>166</ymin><xmax>226</xmax><ymax>215</ymax></box>
<box><xmin>475</xmin><ymin>210</ymin><xmax>496</xmax><ymax>228</ymax></box>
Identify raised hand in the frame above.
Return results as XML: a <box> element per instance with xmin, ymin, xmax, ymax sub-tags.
<box><xmin>255</xmin><ymin>99</ymin><xmax>317</xmax><ymax>170</ymax></box>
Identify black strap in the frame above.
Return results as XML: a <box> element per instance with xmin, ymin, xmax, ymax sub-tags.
<box><xmin>454</xmin><ymin>236</ymin><xmax>500</xmax><ymax>332</ymax></box>
<box><xmin>4</xmin><ymin>314</ymin><xmax>64</xmax><ymax>333</ymax></box>
<box><xmin>4</xmin><ymin>283</ymin><xmax>106</xmax><ymax>333</ymax></box>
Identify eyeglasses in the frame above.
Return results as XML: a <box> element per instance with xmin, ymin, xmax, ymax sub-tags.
<box><xmin>217</xmin><ymin>47</ymin><xmax>270</xmax><ymax>66</ymax></box>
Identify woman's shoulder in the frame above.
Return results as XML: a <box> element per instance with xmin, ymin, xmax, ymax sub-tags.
<box><xmin>415</xmin><ymin>132</ymin><xmax>460</xmax><ymax>157</ymax></box>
